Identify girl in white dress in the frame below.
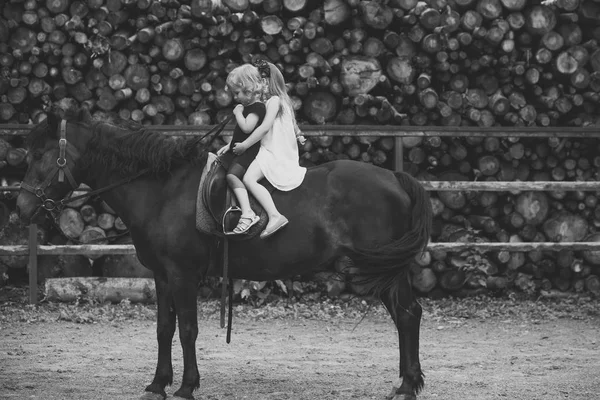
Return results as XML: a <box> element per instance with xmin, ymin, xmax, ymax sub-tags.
<box><xmin>231</xmin><ymin>61</ymin><xmax>307</xmax><ymax>239</ymax></box>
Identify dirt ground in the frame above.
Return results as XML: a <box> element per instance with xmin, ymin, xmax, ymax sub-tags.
<box><xmin>1</xmin><ymin>297</ymin><xmax>600</xmax><ymax>400</ymax></box>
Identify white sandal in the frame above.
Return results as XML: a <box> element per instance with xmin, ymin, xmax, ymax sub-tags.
<box><xmin>232</xmin><ymin>214</ymin><xmax>260</xmax><ymax>234</ymax></box>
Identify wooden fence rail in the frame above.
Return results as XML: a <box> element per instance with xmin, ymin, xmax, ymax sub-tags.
<box><xmin>4</xmin><ymin>241</ymin><xmax>600</xmax><ymax>257</ymax></box>
<box><xmin>4</xmin><ymin>181</ymin><xmax>600</xmax><ymax>193</ymax></box>
<box><xmin>3</xmin><ymin>124</ymin><xmax>600</xmax><ymax>138</ymax></box>
<box><xmin>2</xmin><ymin>123</ymin><xmax>600</xmax><ymax>303</ymax></box>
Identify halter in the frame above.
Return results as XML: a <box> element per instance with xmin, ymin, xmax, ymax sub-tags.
<box><xmin>20</xmin><ymin>120</ymin><xmax>80</xmax><ymax>220</ymax></box>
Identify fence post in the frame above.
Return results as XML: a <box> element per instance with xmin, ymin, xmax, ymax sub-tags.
<box><xmin>28</xmin><ymin>224</ymin><xmax>38</xmax><ymax>305</ymax></box>
<box><xmin>394</xmin><ymin>137</ymin><xmax>403</xmax><ymax>172</ymax></box>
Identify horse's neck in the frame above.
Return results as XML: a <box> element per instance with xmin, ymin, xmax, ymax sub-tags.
<box><xmin>81</xmin><ymin>124</ymin><xmax>203</xmax><ymax>224</ymax></box>
<box><xmin>83</xmin><ymin>168</ymin><xmax>157</xmax><ymax>226</ymax></box>
<box><xmin>82</xmin><ymin>126</ymin><xmax>146</xmax><ymax>219</ymax></box>
<box><xmin>85</xmin><ymin>162</ymin><xmax>200</xmax><ymax>229</ymax></box>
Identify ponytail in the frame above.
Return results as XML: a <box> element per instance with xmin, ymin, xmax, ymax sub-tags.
<box><xmin>265</xmin><ymin>63</ymin><xmax>295</xmax><ymax>121</ymax></box>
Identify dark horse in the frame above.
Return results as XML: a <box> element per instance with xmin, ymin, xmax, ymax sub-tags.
<box><xmin>16</xmin><ymin>107</ymin><xmax>432</xmax><ymax>400</ymax></box>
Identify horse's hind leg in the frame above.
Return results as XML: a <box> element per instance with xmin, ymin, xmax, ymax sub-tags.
<box><xmin>144</xmin><ymin>273</ymin><xmax>176</xmax><ymax>400</ymax></box>
<box><xmin>380</xmin><ymin>271</ymin><xmax>424</xmax><ymax>400</ymax></box>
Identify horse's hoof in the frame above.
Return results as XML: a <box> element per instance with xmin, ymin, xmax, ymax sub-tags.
<box><xmin>140</xmin><ymin>392</ymin><xmax>165</xmax><ymax>400</ymax></box>
<box><xmin>386</xmin><ymin>387</ymin><xmax>416</xmax><ymax>400</ymax></box>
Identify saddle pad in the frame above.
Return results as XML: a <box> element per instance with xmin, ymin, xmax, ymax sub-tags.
<box><xmin>195</xmin><ymin>153</ymin><xmax>269</xmax><ymax>240</ymax></box>
<box><xmin>196</xmin><ymin>153</ymin><xmax>219</xmax><ymax>235</ymax></box>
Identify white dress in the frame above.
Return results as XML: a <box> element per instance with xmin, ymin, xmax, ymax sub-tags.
<box><xmin>255</xmin><ymin>98</ymin><xmax>307</xmax><ymax>191</ymax></box>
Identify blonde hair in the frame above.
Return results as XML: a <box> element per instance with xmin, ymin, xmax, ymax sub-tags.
<box><xmin>226</xmin><ymin>64</ymin><xmax>263</xmax><ymax>97</ymax></box>
<box><xmin>263</xmin><ymin>62</ymin><xmax>296</xmax><ymax>124</ymax></box>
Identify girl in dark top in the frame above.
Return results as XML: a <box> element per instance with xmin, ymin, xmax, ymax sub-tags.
<box><xmin>217</xmin><ymin>65</ymin><xmax>267</xmax><ymax>234</ymax></box>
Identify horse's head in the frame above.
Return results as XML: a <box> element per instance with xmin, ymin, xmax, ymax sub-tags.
<box><xmin>16</xmin><ymin>107</ymin><xmax>93</xmax><ymax>224</ymax></box>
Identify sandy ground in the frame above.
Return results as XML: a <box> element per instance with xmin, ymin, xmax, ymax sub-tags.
<box><xmin>1</xmin><ymin>306</ymin><xmax>599</xmax><ymax>400</ymax></box>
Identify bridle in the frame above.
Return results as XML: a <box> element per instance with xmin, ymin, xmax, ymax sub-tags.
<box><xmin>19</xmin><ymin>119</ymin><xmax>150</xmax><ymax>241</ymax></box>
<box><xmin>20</xmin><ymin>120</ymin><xmax>85</xmax><ymax>221</ymax></box>
<box><xmin>20</xmin><ymin>116</ymin><xmax>232</xmax><ymax>238</ymax></box>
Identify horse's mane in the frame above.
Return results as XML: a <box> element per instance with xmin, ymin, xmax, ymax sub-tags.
<box><xmin>82</xmin><ymin>121</ymin><xmax>208</xmax><ymax>177</ymax></box>
<box><xmin>33</xmin><ymin>104</ymin><xmax>209</xmax><ymax>178</ymax></box>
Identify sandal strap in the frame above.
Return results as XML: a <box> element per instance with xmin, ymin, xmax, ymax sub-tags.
<box><xmin>233</xmin><ymin>215</ymin><xmax>256</xmax><ymax>232</ymax></box>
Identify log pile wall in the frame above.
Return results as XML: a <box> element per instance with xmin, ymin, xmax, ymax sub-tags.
<box><xmin>2</xmin><ymin>0</ymin><xmax>600</xmax><ymax>128</ymax></box>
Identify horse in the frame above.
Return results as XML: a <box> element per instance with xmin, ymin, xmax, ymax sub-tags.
<box><xmin>16</xmin><ymin>106</ymin><xmax>432</xmax><ymax>400</ymax></box>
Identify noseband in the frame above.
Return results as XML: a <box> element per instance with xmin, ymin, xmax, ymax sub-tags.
<box><xmin>20</xmin><ymin>120</ymin><xmax>80</xmax><ymax>220</ymax></box>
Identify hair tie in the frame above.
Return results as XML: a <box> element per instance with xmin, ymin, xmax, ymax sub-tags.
<box><xmin>253</xmin><ymin>59</ymin><xmax>270</xmax><ymax>78</ymax></box>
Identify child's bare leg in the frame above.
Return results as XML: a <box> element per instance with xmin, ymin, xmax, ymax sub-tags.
<box><xmin>243</xmin><ymin>162</ymin><xmax>280</xmax><ymax>219</ymax></box>
<box><xmin>227</xmin><ymin>173</ymin><xmax>259</xmax><ymax>234</ymax></box>
<box><xmin>226</xmin><ymin>174</ymin><xmax>254</xmax><ymax>217</ymax></box>
<box><xmin>244</xmin><ymin>161</ymin><xmax>288</xmax><ymax>238</ymax></box>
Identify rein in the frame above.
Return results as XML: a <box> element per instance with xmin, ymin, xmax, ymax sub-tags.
<box><xmin>188</xmin><ymin>114</ymin><xmax>233</xmax><ymax>148</ymax></box>
<box><xmin>51</xmin><ymin>169</ymin><xmax>151</xmax><ymax>244</ymax></box>
<box><xmin>22</xmin><ymin>116</ymin><xmax>232</xmax><ymax>243</ymax></box>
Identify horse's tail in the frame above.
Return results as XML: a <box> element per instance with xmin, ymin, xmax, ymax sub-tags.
<box><xmin>348</xmin><ymin>171</ymin><xmax>432</xmax><ymax>294</ymax></box>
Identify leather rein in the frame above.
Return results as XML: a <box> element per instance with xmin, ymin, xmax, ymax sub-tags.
<box><xmin>20</xmin><ymin>117</ymin><xmax>231</xmax><ymax>243</ymax></box>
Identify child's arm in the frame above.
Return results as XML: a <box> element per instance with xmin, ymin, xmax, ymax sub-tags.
<box><xmin>233</xmin><ymin>104</ymin><xmax>261</xmax><ymax>133</ymax></box>
<box><xmin>239</xmin><ymin>97</ymin><xmax>280</xmax><ymax>148</ymax></box>
<box><xmin>293</xmin><ymin>118</ymin><xmax>306</xmax><ymax>145</ymax></box>
<box><xmin>216</xmin><ymin>142</ymin><xmax>230</xmax><ymax>156</ymax></box>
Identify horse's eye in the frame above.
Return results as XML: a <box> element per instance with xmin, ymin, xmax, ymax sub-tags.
<box><xmin>31</xmin><ymin>150</ymin><xmax>43</xmax><ymax>160</ymax></box>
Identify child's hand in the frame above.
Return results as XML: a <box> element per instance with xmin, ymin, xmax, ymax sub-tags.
<box><xmin>217</xmin><ymin>143</ymin><xmax>230</xmax><ymax>156</ymax></box>
<box><xmin>232</xmin><ymin>141</ymin><xmax>248</xmax><ymax>155</ymax></box>
<box><xmin>233</xmin><ymin>104</ymin><xmax>244</xmax><ymax>115</ymax></box>
<box><xmin>297</xmin><ymin>135</ymin><xmax>307</xmax><ymax>145</ymax></box>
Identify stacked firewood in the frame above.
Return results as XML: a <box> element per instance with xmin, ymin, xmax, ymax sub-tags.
<box><xmin>0</xmin><ymin>137</ymin><xmax>27</xmax><ymax>177</ymax></box>
<box><xmin>299</xmin><ymin>135</ymin><xmax>395</xmax><ymax>168</ymax></box>
<box><xmin>406</xmin><ymin>134</ymin><xmax>600</xmax><ymax>297</ymax></box>
<box><xmin>0</xmin><ymin>0</ymin><xmax>599</xmax><ymax>129</ymax></box>
<box><xmin>54</xmin><ymin>188</ymin><xmax>126</xmax><ymax>246</ymax></box>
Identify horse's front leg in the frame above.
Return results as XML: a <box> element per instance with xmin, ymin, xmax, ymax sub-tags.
<box><xmin>381</xmin><ymin>271</ymin><xmax>424</xmax><ymax>400</ymax></box>
<box><xmin>143</xmin><ymin>272</ymin><xmax>176</xmax><ymax>400</ymax></box>
<box><xmin>171</xmin><ymin>273</ymin><xmax>200</xmax><ymax>399</ymax></box>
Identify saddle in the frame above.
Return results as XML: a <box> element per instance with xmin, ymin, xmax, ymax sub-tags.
<box><xmin>196</xmin><ymin>153</ymin><xmax>269</xmax><ymax>240</ymax></box>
